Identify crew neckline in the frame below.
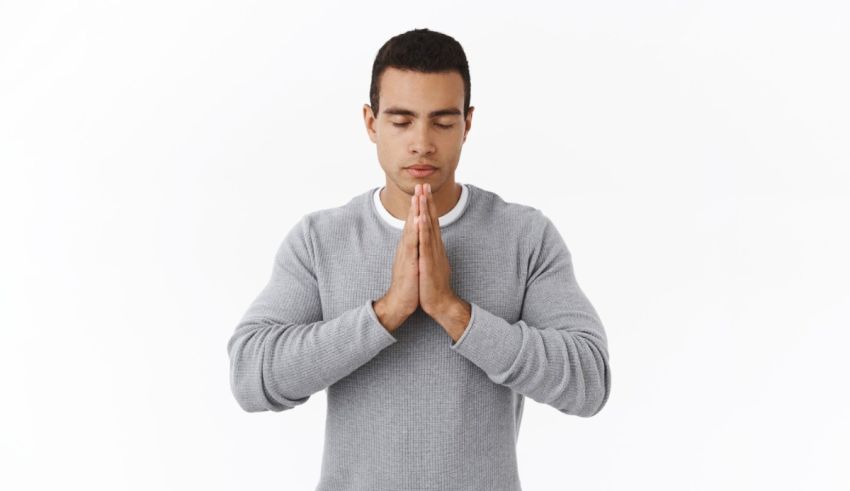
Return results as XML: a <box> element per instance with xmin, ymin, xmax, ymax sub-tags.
<box><xmin>372</xmin><ymin>182</ymin><xmax>469</xmax><ymax>230</ymax></box>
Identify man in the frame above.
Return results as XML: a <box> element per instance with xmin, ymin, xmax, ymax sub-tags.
<box><xmin>227</xmin><ymin>28</ymin><xmax>611</xmax><ymax>491</ymax></box>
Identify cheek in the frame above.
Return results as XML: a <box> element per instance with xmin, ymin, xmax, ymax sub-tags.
<box><xmin>375</xmin><ymin>139</ymin><xmax>404</xmax><ymax>164</ymax></box>
<box><xmin>377</xmin><ymin>138</ymin><xmax>402</xmax><ymax>155</ymax></box>
<box><xmin>440</xmin><ymin>132</ymin><xmax>464</xmax><ymax>151</ymax></box>
<box><xmin>441</xmin><ymin>127</ymin><xmax>464</xmax><ymax>142</ymax></box>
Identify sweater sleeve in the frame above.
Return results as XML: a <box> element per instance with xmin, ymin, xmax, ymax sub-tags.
<box><xmin>449</xmin><ymin>211</ymin><xmax>611</xmax><ymax>417</ymax></box>
<box><xmin>227</xmin><ymin>215</ymin><xmax>398</xmax><ymax>413</ymax></box>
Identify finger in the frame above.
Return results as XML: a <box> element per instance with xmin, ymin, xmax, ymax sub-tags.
<box><xmin>405</xmin><ymin>193</ymin><xmax>416</xmax><ymax>237</ymax></box>
<box><xmin>425</xmin><ymin>192</ymin><xmax>440</xmax><ymax>260</ymax></box>
<box><xmin>414</xmin><ymin>184</ymin><xmax>421</xmax><ymax>223</ymax></box>
<box><xmin>425</xmin><ymin>184</ymin><xmax>441</xmax><ymax>241</ymax></box>
<box><xmin>418</xmin><ymin>192</ymin><xmax>430</xmax><ymax>259</ymax></box>
<box><xmin>405</xmin><ymin>187</ymin><xmax>420</xmax><ymax>249</ymax></box>
<box><xmin>423</xmin><ymin>185</ymin><xmax>443</xmax><ymax>256</ymax></box>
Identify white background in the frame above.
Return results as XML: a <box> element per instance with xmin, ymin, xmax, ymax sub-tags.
<box><xmin>2</xmin><ymin>1</ymin><xmax>848</xmax><ymax>490</ymax></box>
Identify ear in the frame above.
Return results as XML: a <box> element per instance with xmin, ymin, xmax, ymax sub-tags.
<box><xmin>363</xmin><ymin>104</ymin><xmax>377</xmax><ymax>143</ymax></box>
<box><xmin>463</xmin><ymin>106</ymin><xmax>474</xmax><ymax>143</ymax></box>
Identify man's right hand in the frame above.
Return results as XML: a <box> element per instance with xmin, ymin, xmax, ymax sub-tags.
<box><xmin>373</xmin><ymin>183</ymin><xmax>422</xmax><ymax>333</ymax></box>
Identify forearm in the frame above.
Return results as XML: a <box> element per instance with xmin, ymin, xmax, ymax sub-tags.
<box><xmin>228</xmin><ymin>298</ymin><xmax>397</xmax><ymax>412</ymax></box>
<box><xmin>449</xmin><ymin>303</ymin><xmax>610</xmax><ymax>417</ymax></box>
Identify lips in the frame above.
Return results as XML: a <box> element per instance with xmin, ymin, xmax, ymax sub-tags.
<box><xmin>406</xmin><ymin>165</ymin><xmax>437</xmax><ymax>178</ymax></box>
<box><xmin>407</xmin><ymin>164</ymin><xmax>436</xmax><ymax>170</ymax></box>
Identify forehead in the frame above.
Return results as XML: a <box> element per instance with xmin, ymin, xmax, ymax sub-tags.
<box><xmin>378</xmin><ymin>67</ymin><xmax>464</xmax><ymax>113</ymax></box>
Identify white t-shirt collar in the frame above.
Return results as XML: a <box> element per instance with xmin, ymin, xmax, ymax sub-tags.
<box><xmin>373</xmin><ymin>183</ymin><xmax>469</xmax><ymax>230</ymax></box>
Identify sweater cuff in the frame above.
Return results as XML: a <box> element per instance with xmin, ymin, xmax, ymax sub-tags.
<box><xmin>449</xmin><ymin>302</ymin><xmax>522</xmax><ymax>376</ymax></box>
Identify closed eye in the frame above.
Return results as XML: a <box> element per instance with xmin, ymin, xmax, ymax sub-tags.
<box><xmin>392</xmin><ymin>122</ymin><xmax>454</xmax><ymax>129</ymax></box>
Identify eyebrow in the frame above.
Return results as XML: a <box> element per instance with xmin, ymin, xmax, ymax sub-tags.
<box><xmin>382</xmin><ymin>106</ymin><xmax>462</xmax><ymax>118</ymax></box>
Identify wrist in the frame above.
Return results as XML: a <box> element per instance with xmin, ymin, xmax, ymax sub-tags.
<box><xmin>373</xmin><ymin>296</ymin><xmax>409</xmax><ymax>332</ymax></box>
<box><xmin>431</xmin><ymin>296</ymin><xmax>472</xmax><ymax>341</ymax></box>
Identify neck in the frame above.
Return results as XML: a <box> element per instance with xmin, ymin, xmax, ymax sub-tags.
<box><xmin>380</xmin><ymin>178</ymin><xmax>461</xmax><ymax>221</ymax></box>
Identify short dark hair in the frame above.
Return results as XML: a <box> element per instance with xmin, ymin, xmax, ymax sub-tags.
<box><xmin>369</xmin><ymin>28</ymin><xmax>471</xmax><ymax>119</ymax></box>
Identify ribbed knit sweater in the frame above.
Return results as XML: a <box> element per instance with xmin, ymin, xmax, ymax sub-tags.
<box><xmin>227</xmin><ymin>182</ymin><xmax>611</xmax><ymax>491</ymax></box>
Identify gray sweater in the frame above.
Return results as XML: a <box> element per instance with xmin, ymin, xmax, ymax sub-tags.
<box><xmin>227</xmin><ymin>182</ymin><xmax>611</xmax><ymax>491</ymax></box>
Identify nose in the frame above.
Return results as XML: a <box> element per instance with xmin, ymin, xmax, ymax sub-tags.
<box><xmin>409</xmin><ymin>123</ymin><xmax>436</xmax><ymax>156</ymax></box>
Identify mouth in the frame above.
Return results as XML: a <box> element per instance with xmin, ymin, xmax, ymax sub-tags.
<box><xmin>405</xmin><ymin>165</ymin><xmax>438</xmax><ymax>177</ymax></box>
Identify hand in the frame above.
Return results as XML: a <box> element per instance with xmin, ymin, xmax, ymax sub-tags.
<box><xmin>417</xmin><ymin>183</ymin><xmax>460</xmax><ymax>316</ymax></box>
<box><xmin>373</xmin><ymin>184</ymin><xmax>422</xmax><ymax>332</ymax></box>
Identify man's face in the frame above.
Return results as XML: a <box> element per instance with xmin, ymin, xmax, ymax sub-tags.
<box><xmin>363</xmin><ymin>67</ymin><xmax>474</xmax><ymax>195</ymax></box>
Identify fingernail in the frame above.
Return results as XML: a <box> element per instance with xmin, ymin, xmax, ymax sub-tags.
<box><xmin>426</xmin><ymin>184</ymin><xmax>431</xmax><ymax>194</ymax></box>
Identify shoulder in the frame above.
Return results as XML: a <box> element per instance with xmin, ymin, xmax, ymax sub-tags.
<box><xmin>465</xmin><ymin>183</ymin><xmax>548</xmax><ymax>238</ymax></box>
<box><xmin>297</xmin><ymin>188</ymin><xmax>374</xmax><ymax>240</ymax></box>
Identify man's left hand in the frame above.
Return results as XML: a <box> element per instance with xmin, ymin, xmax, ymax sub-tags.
<box><xmin>417</xmin><ymin>183</ymin><xmax>472</xmax><ymax>341</ymax></box>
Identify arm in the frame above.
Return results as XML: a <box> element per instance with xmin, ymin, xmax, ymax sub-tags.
<box><xmin>449</xmin><ymin>211</ymin><xmax>611</xmax><ymax>417</ymax></box>
<box><xmin>227</xmin><ymin>215</ymin><xmax>398</xmax><ymax>413</ymax></box>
